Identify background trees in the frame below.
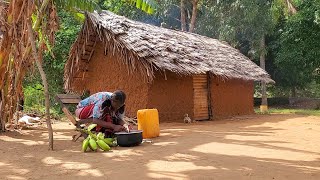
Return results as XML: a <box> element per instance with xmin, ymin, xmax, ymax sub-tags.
<box><xmin>1</xmin><ymin>0</ymin><xmax>319</xmax><ymax>149</ymax></box>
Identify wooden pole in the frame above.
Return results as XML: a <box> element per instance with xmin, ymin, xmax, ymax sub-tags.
<box><xmin>27</xmin><ymin>20</ymin><xmax>53</xmax><ymax>150</ymax></box>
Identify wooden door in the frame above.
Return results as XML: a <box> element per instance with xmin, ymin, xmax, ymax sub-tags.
<box><xmin>193</xmin><ymin>75</ymin><xmax>209</xmax><ymax>120</ymax></box>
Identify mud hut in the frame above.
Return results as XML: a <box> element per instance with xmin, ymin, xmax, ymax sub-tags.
<box><xmin>64</xmin><ymin>11</ymin><xmax>273</xmax><ymax>122</ymax></box>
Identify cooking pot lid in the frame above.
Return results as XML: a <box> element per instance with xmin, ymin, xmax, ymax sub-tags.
<box><xmin>115</xmin><ymin>130</ymin><xmax>143</xmax><ymax>135</ymax></box>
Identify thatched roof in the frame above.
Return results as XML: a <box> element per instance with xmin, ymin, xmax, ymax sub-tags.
<box><xmin>65</xmin><ymin>10</ymin><xmax>273</xmax><ymax>90</ymax></box>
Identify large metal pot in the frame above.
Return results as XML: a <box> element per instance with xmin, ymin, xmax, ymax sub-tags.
<box><xmin>115</xmin><ymin>130</ymin><xmax>143</xmax><ymax>147</ymax></box>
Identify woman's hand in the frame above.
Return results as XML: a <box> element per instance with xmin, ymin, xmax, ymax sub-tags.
<box><xmin>123</xmin><ymin>124</ymin><xmax>131</xmax><ymax>132</ymax></box>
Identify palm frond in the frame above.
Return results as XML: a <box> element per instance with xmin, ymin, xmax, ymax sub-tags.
<box><xmin>131</xmin><ymin>0</ymin><xmax>158</xmax><ymax>14</ymax></box>
<box><xmin>54</xmin><ymin>0</ymin><xmax>101</xmax><ymax>13</ymax></box>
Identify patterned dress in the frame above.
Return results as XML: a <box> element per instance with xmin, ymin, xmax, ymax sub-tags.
<box><xmin>76</xmin><ymin>91</ymin><xmax>126</xmax><ymax>133</ymax></box>
<box><xmin>77</xmin><ymin>92</ymin><xmax>113</xmax><ymax>119</ymax></box>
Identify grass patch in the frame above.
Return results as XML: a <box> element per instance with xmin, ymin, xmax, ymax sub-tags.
<box><xmin>254</xmin><ymin>108</ymin><xmax>320</xmax><ymax>116</ymax></box>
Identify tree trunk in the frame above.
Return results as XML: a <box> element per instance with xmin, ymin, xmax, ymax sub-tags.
<box><xmin>27</xmin><ymin>20</ymin><xmax>53</xmax><ymax>150</ymax></box>
<box><xmin>0</xmin><ymin>89</ymin><xmax>5</xmax><ymax>131</ymax></box>
<box><xmin>291</xmin><ymin>87</ymin><xmax>296</xmax><ymax>97</ymax></box>
<box><xmin>260</xmin><ymin>35</ymin><xmax>268</xmax><ymax>106</ymax></box>
<box><xmin>180</xmin><ymin>0</ymin><xmax>187</xmax><ymax>31</ymax></box>
<box><xmin>0</xmin><ymin>2</ymin><xmax>9</xmax><ymax>89</ymax></box>
<box><xmin>189</xmin><ymin>0</ymin><xmax>199</xmax><ymax>33</ymax></box>
<box><xmin>0</xmin><ymin>2</ymin><xmax>11</xmax><ymax>131</ymax></box>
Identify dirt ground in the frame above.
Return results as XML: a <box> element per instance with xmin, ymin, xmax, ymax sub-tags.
<box><xmin>0</xmin><ymin>114</ymin><xmax>320</xmax><ymax>180</ymax></box>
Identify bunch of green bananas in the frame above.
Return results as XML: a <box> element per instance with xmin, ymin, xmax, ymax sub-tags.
<box><xmin>81</xmin><ymin>124</ymin><xmax>117</xmax><ymax>152</ymax></box>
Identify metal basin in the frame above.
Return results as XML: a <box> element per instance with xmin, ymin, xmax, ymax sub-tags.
<box><xmin>115</xmin><ymin>130</ymin><xmax>143</xmax><ymax>147</ymax></box>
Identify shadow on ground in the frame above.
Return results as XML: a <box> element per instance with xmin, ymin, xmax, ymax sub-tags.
<box><xmin>0</xmin><ymin>114</ymin><xmax>320</xmax><ymax>180</ymax></box>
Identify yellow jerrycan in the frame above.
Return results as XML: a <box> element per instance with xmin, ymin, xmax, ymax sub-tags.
<box><xmin>137</xmin><ymin>109</ymin><xmax>160</xmax><ymax>139</ymax></box>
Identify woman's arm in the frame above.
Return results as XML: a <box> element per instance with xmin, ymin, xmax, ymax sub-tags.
<box><xmin>77</xmin><ymin>118</ymin><xmax>93</xmax><ymax>125</ymax></box>
<box><xmin>92</xmin><ymin>118</ymin><xmax>125</xmax><ymax>132</ymax></box>
<box><xmin>92</xmin><ymin>118</ymin><xmax>115</xmax><ymax>129</ymax></box>
<box><xmin>116</xmin><ymin>105</ymin><xmax>125</xmax><ymax>125</ymax></box>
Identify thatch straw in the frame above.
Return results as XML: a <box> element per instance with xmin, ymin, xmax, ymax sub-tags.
<box><xmin>65</xmin><ymin>10</ymin><xmax>274</xmax><ymax>90</ymax></box>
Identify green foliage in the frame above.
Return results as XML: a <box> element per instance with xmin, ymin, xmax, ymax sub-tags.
<box><xmin>255</xmin><ymin>80</ymin><xmax>320</xmax><ymax>98</ymax></box>
<box><xmin>254</xmin><ymin>108</ymin><xmax>320</xmax><ymax>116</ymax></box>
<box><xmin>23</xmin><ymin>82</ymin><xmax>61</xmax><ymax>117</ymax></box>
<box><xmin>135</xmin><ymin>0</ymin><xmax>157</xmax><ymax>14</ymax></box>
<box><xmin>99</xmin><ymin>0</ymin><xmax>157</xmax><ymax>15</ymax></box>
<box><xmin>45</xmin><ymin>11</ymin><xmax>81</xmax><ymax>108</ymax></box>
<box><xmin>152</xmin><ymin>0</ymin><xmax>181</xmax><ymax>29</ymax></box>
<box><xmin>297</xmin><ymin>81</ymin><xmax>320</xmax><ymax>98</ymax></box>
<box><xmin>23</xmin><ymin>10</ymin><xmax>81</xmax><ymax>115</ymax></box>
<box><xmin>212</xmin><ymin>0</ymin><xmax>274</xmax><ymax>44</ymax></box>
<box><xmin>273</xmin><ymin>0</ymin><xmax>320</xmax><ymax>89</ymax></box>
<box><xmin>24</xmin><ymin>83</ymin><xmax>45</xmax><ymax>111</ymax></box>
<box><xmin>194</xmin><ymin>1</ymin><xmax>220</xmax><ymax>38</ymax></box>
<box><xmin>100</xmin><ymin>0</ymin><xmax>140</xmax><ymax>16</ymax></box>
<box><xmin>210</xmin><ymin>0</ymin><xmax>320</xmax><ymax>97</ymax></box>
<box><xmin>54</xmin><ymin>0</ymin><xmax>101</xmax><ymax>12</ymax></box>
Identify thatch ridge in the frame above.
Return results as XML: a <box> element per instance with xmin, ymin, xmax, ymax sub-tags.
<box><xmin>64</xmin><ymin>10</ymin><xmax>273</xmax><ymax>90</ymax></box>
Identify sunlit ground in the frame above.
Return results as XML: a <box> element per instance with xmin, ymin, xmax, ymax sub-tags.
<box><xmin>0</xmin><ymin>114</ymin><xmax>320</xmax><ymax>180</ymax></box>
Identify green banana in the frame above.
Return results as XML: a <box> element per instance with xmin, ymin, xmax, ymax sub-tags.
<box><xmin>88</xmin><ymin>130</ymin><xmax>97</xmax><ymax>140</ymax></box>
<box><xmin>87</xmin><ymin>124</ymin><xmax>97</xmax><ymax>131</ymax></box>
<box><xmin>82</xmin><ymin>137</ymin><xmax>90</xmax><ymax>152</ymax></box>
<box><xmin>97</xmin><ymin>132</ymin><xmax>105</xmax><ymax>140</ymax></box>
<box><xmin>96</xmin><ymin>139</ymin><xmax>111</xmax><ymax>151</ymax></box>
<box><xmin>89</xmin><ymin>137</ymin><xmax>98</xmax><ymax>151</ymax></box>
<box><xmin>103</xmin><ymin>138</ymin><xmax>113</xmax><ymax>146</ymax></box>
<box><xmin>88</xmin><ymin>144</ymin><xmax>94</xmax><ymax>151</ymax></box>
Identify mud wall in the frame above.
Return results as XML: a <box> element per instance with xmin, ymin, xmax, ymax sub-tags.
<box><xmin>211</xmin><ymin>76</ymin><xmax>254</xmax><ymax>118</ymax></box>
<box><xmin>147</xmin><ymin>71</ymin><xmax>193</xmax><ymax>122</ymax></box>
<box><xmin>71</xmin><ymin>42</ymin><xmax>149</xmax><ymax>117</ymax></box>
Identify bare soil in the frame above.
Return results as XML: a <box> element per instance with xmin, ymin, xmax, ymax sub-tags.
<box><xmin>0</xmin><ymin>114</ymin><xmax>320</xmax><ymax>180</ymax></box>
